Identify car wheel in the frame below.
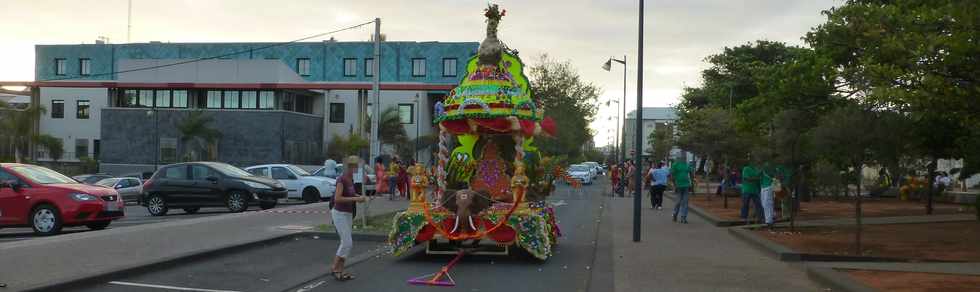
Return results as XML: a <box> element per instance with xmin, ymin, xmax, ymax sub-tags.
<box><xmin>226</xmin><ymin>191</ymin><xmax>248</xmax><ymax>213</ymax></box>
<box><xmin>183</xmin><ymin>207</ymin><xmax>200</xmax><ymax>214</ymax></box>
<box><xmin>146</xmin><ymin>194</ymin><xmax>169</xmax><ymax>216</ymax></box>
<box><xmin>259</xmin><ymin>201</ymin><xmax>277</xmax><ymax>210</ymax></box>
<box><xmin>86</xmin><ymin>221</ymin><xmax>111</xmax><ymax>230</ymax></box>
<box><xmin>31</xmin><ymin>204</ymin><xmax>63</xmax><ymax>235</ymax></box>
<box><xmin>302</xmin><ymin>187</ymin><xmax>319</xmax><ymax>204</ymax></box>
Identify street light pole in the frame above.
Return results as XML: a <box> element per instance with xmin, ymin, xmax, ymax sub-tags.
<box><xmin>369</xmin><ymin>18</ymin><xmax>382</xmax><ymax>163</ymax></box>
<box><xmin>602</xmin><ymin>56</ymin><xmax>627</xmax><ymax>163</ymax></box>
<box><xmin>633</xmin><ymin>0</ymin><xmax>645</xmax><ymax>243</ymax></box>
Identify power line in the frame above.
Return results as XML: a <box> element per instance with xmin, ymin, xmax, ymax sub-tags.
<box><xmin>42</xmin><ymin>20</ymin><xmax>376</xmax><ymax>82</ymax></box>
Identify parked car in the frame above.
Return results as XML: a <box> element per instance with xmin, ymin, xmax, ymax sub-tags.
<box><xmin>311</xmin><ymin>164</ymin><xmax>376</xmax><ymax>196</ymax></box>
<box><xmin>120</xmin><ymin>172</ymin><xmax>154</xmax><ymax>180</ymax></box>
<box><xmin>72</xmin><ymin>174</ymin><xmax>114</xmax><ymax>185</ymax></box>
<box><xmin>244</xmin><ymin>164</ymin><xmax>335</xmax><ymax>204</ymax></box>
<box><xmin>583</xmin><ymin>161</ymin><xmax>602</xmax><ymax>177</ymax></box>
<box><xmin>0</xmin><ymin>163</ymin><xmax>125</xmax><ymax>235</ymax></box>
<box><xmin>140</xmin><ymin>162</ymin><xmax>287</xmax><ymax>216</ymax></box>
<box><xmin>94</xmin><ymin>177</ymin><xmax>143</xmax><ymax>204</ymax></box>
<box><xmin>567</xmin><ymin>164</ymin><xmax>593</xmax><ymax>185</ymax></box>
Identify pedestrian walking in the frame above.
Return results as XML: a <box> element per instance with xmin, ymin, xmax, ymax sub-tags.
<box><xmin>387</xmin><ymin>158</ymin><xmax>401</xmax><ymax>200</ymax></box>
<box><xmin>648</xmin><ymin>162</ymin><xmax>669</xmax><ymax>210</ymax></box>
<box><xmin>740</xmin><ymin>162</ymin><xmax>764</xmax><ymax>224</ymax></box>
<box><xmin>626</xmin><ymin>161</ymin><xmax>636</xmax><ymax>197</ymax></box>
<box><xmin>760</xmin><ymin>162</ymin><xmax>775</xmax><ymax>228</ymax></box>
<box><xmin>330</xmin><ymin>156</ymin><xmax>371</xmax><ymax>281</ymax></box>
<box><xmin>610</xmin><ymin>164</ymin><xmax>621</xmax><ymax>196</ymax></box>
<box><xmin>375</xmin><ymin>157</ymin><xmax>388</xmax><ymax>199</ymax></box>
<box><xmin>670</xmin><ymin>158</ymin><xmax>694</xmax><ymax>223</ymax></box>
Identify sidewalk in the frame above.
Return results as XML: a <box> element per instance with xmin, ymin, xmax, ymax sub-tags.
<box><xmin>0</xmin><ymin>199</ymin><xmax>407</xmax><ymax>291</ymax></box>
<box><xmin>606</xmin><ymin>191</ymin><xmax>822</xmax><ymax>291</ymax></box>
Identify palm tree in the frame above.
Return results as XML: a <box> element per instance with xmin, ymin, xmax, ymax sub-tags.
<box><xmin>365</xmin><ymin>106</ymin><xmax>410</xmax><ymax>158</ymax></box>
<box><xmin>0</xmin><ymin>104</ymin><xmax>46</xmax><ymax>162</ymax></box>
<box><xmin>176</xmin><ymin>110</ymin><xmax>222</xmax><ymax>161</ymax></box>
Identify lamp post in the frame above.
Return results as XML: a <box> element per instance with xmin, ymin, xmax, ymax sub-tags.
<box><xmin>606</xmin><ymin>99</ymin><xmax>621</xmax><ymax>164</ymax></box>
<box><xmin>602</xmin><ymin>55</ymin><xmax>627</xmax><ymax>163</ymax></box>
<box><xmin>414</xmin><ymin>93</ymin><xmax>420</xmax><ymax>162</ymax></box>
<box><xmin>633</xmin><ymin>0</ymin><xmax>645</xmax><ymax>243</ymax></box>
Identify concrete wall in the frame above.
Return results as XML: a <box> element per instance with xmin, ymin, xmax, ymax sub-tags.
<box><xmin>38</xmin><ymin>87</ymin><xmax>107</xmax><ymax>161</ymax></box>
<box><xmin>100</xmin><ymin>108</ymin><xmax>322</xmax><ymax>167</ymax></box>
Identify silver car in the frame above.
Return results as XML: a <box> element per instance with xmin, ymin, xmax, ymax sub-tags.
<box><xmin>95</xmin><ymin>177</ymin><xmax>143</xmax><ymax>204</ymax></box>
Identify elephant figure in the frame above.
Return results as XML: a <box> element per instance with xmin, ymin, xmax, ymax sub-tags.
<box><xmin>442</xmin><ymin>189</ymin><xmax>492</xmax><ymax>234</ymax></box>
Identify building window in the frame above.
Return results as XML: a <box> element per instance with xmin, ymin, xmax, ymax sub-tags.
<box><xmin>51</xmin><ymin>100</ymin><xmax>64</xmax><ymax>119</ymax></box>
<box><xmin>76</xmin><ymin>100</ymin><xmax>90</xmax><ymax>119</ymax></box>
<box><xmin>124</xmin><ymin>90</ymin><xmax>138</xmax><ymax>107</ymax></box>
<box><xmin>75</xmin><ymin>139</ymin><xmax>89</xmax><ymax>159</ymax></box>
<box><xmin>343</xmin><ymin>58</ymin><xmax>357</xmax><ymax>77</ymax></box>
<box><xmin>139</xmin><ymin>90</ymin><xmax>154</xmax><ymax>107</ymax></box>
<box><xmin>329</xmin><ymin>103</ymin><xmax>345</xmax><ymax>123</ymax></box>
<box><xmin>223</xmin><ymin>91</ymin><xmax>239</xmax><ymax>109</ymax></box>
<box><xmin>398</xmin><ymin>103</ymin><xmax>414</xmax><ymax>124</ymax></box>
<box><xmin>160</xmin><ymin>138</ymin><xmax>177</xmax><ymax>163</ymax></box>
<box><xmin>364</xmin><ymin>58</ymin><xmax>374</xmax><ymax>77</ymax></box>
<box><xmin>55</xmin><ymin>58</ymin><xmax>66</xmax><ymax>75</ymax></box>
<box><xmin>412</xmin><ymin>58</ymin><xmax>426</xmax><ymax>77</ymax></box>
<box><xmin>155</xmin><ymin>90</ymin><xmax>171</xmax><ymax>107</ymax></box>
<box><xmin>296</xmin><ymin>58</ymin><xmax>311</xmax><ymax>76</ymax></box>
<box><xmin>172</xmin><ymin>90</ymin><xmax>188</xmax><ymax>108</ymax></box>
<box><xmin>241</xmin><ymin>91</ymin><xmax>257</xmax><ymax>109</ymax></box>
<box><xmin>207</xmin><ymin>91</ymin><xmax>222</xmax><ymax>108</ymax></box>
<box><xmin>79</xmin><ymin>58</ymin><xmax>91</xmax><ymax>76</ymax></box>
<box><xmin>443</xmin><ymin>58</ymin><xmax>457</xmax><ymax>77</ymax></box>
<box><xmin>259</xmin><ymin>91</ymin><xmax>275</xmax><ymax>109</ymax></box>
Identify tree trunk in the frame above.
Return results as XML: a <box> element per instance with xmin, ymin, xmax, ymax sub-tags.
<box><xmin>926</xmin><ymin>157</ymin><xmax>937</xmax><ymax>215</ymax></box>
<box><xmin>855</xmin><ymin>163</ymin><xmax>863</xmax><ymax>256</ymax></box>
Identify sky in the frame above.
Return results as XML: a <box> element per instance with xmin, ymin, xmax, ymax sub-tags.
<box><xmin>0</xmin><ymin>0</ymin><xmax>841</xmax><ymax>147</ymax></box>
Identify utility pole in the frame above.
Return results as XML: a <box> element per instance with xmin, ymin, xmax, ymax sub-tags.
<box><xmin>127</xmin><ymin>0</ymin><xmax>132</xmax><ymax>43</ymax></box>
<box><xmin>633</xmin><ymin>0</ymin><xmax>645</xmax><ymax>243</ymax></box>
<box><xmin>369</xmin><ymin>18</ymin><xmax>382</xmax><ymax>163</ymax></box>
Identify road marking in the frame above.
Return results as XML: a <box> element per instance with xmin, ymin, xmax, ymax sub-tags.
<box><xmin>295</xmin><ymin>280</ymin><xmax>326</xmax><ymax>292</ymax></box>
<box><xmin>108</xmin><ymin>281</ymin><xmax>242</xmax><ymax>292</ymax></box>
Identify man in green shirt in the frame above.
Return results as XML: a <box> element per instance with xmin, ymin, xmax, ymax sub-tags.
<box><xmin>670</xmin><ymin>158</ymin><xmax>694</xmax><ymax>223</ymax></box>
<box><xmin>740</xmin><ymin>162</ymin><xmax>763</xmax><ymax>224</ymax></box>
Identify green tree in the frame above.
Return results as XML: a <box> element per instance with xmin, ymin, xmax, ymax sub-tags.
<box><xmin>177</xmin><ymin>110</ymin><xmax>222</xmax><ymax>161</ymax></box>
<box><xmin>36</xmin><ymin>134</ymin><xmax>64</xmax><ymax>162</ymax></box>
<box><xmin>529</xmin><ymin>55</ymin><xmax>600</xmax><ymax>159</ymax></box>
<box><xmin>326</xmin><ymin>134</ymin><xmax>369</xmax><ymax>160</ymax></box>
<box><xmin>646</xmin><ymin>123</ymin><xmax>674</xmax><ymax>164</ymax></box>
<box><xmin>366</xmin><ymin>106</ymin><xmax>411</xmax><ymax>160</ymax></box>
<box><xmin>807</xmin><ymin>0</ymin><xmax>979</xmax><ymax>214</ymax></box>
<box><xmin>811</xmin><ymin>103</ymin><xmax>878</xmax><ymax>255</ymax></box>
<box><xmin>676</xmin><ymin>107</ymin><xmax>745</xmax><ymax>173</ymax></box>
<box><xmin>0</xmin><ymin>104</ymin><xmax>46</xmax><ymax>162</ymax></box>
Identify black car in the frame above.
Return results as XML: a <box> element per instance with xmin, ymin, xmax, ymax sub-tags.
<box><xmin>140</xmin><ymin>162</ymin><xmax>287</xmax><ymax>216</ymax></box>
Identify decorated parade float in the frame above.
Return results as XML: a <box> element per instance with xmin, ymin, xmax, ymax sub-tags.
<box><xmin>388</xmin><ymin>4</ymin><xmax>574</xmax><ymax>286</ymax></box>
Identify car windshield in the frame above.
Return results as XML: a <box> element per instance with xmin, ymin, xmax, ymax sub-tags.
<box><xmin>95</xmin><ymin>178</ymin><xmax>119</xmax><ymax>187</ymax></box>
<box><xmin>10</xmin><ymin>165</ymin><xmax>78</xmax><ymax>184</ymax></box>
<box><xmin>569</xmin><ymin>165</ymin><xmax>589</xmax><ymax>172</ymax></box>
<box><xmin>286</xmin><ymin>165</ymin><xmax>311</xmax><ymax>176</ymax></box>
<box><xmin>209</xmin><ymin>163</ymin><xmax>253</xmax><ymax>178</ymax></box>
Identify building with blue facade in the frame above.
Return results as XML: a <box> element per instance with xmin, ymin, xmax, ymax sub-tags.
<box><xmin>31</xmin><ymin>40</ymin><xmax>478</xmax><ymax>173</ymax></box>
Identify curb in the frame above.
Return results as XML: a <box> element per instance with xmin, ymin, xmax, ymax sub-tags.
<box><xmin>727</xmin><ymin>227</ymin><xmax>963</xmax><ymax>263</ymax></box>
<box><xmin>665</xmin><ymin>193</ymin><xmax>744</xmax><ymax>227</ymax></box>
<box><xmin>24</xmin><ymin>231</ymin><xmax>388</xmax><ymax>292</ymax></box>
<box><xmin>806</xmin><ymin>267</ymin><xmax>876</xmax><ymax>292</ymax></box>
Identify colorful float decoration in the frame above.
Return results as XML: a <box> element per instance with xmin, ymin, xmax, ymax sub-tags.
<box><xmin>390</xmin><ymin>6</ymin><xmax>568</xmax><ymax>285</ymax></box>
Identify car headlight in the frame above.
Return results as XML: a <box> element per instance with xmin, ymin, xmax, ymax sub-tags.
<box><xmin>243</xmin><ymin>181</ymin><xmax>271</xmax><ymax>190</ymax></box>
<box><xmin>70</xmin><ymin>193</ymin><xmax>98</xmax><ymax>201</ymax></box>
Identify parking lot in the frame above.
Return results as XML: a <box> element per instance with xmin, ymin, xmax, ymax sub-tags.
<box><xmin>0</xmin><ymin>201</ymin><xmax>307</xmax><ymax>243</ymax></box>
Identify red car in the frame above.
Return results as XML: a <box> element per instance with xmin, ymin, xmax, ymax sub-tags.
<box><xmin>0</xmin><ymin>163</ymin><xmax>125</xmax><ymax>235</ymax></box>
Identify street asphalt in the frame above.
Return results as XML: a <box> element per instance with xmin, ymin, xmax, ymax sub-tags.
<box><xmin>47</xmin><ymin>181</ymin><xmax>608</xmax><ymax>292</ymax></box>
<box><xmin>0</xmin><ymin>201</ymin><xmax>307</xmax><ymax>243</ymax></box>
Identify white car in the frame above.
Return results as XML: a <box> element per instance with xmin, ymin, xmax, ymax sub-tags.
<box><xmin>583</xmin><ymin>161</ymin><xmax>602</xmax><ymax>177</ymax></box>
<box><xmin>244</xmin><ymin>164</ymin><xmax>335</xmax><ymax>203</ymax></box>
<box><xmin>567</xmin><ymin>164</ymin><xmax>593</xmax><ymax>185</ymax></box>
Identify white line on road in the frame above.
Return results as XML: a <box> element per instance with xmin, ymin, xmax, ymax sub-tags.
<box><xmin>108</xmin><ymin>281</ymin><xmax>242</xmax><ymax>292</ymax></box>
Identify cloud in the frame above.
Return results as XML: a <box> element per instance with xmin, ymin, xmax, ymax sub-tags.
<box><xmin>0</xmin><ymin>0</ymin><xmax>840</xmax><ymax>146</ymax></box>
